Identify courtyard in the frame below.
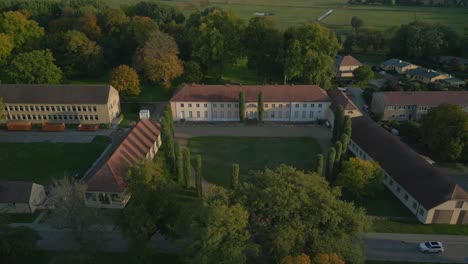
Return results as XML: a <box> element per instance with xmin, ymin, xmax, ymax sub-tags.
<box><xmin>0</xmin><ymin>136</ymin><xmax>110</xmax><ymax>185</ymax></box>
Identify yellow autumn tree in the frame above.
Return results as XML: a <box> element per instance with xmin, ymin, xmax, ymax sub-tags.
<box><xmin>109</xmin><ymin>65</ymin><xmax>141</xmax><ymax>96</ymax></box>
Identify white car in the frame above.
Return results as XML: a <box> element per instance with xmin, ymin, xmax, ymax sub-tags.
<box><xmin>418</xmin><ymin>241</ymin><xmax>444</xmax><ymax>253</ymax></box>
<box><xmin>338</xmin><ymin>87</ymin><xmax>347</xmax><ymax>92</ymax></box>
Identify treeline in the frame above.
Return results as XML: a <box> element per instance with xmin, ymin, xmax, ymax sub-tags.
<box><xmin>348</xmin><ymin>0</ymin><xmax>468</xmax><ymax>7</ymax></box>
<box><xmin>0</xmin><ymin>0</ymin><xmax>343</xmax><ymax>94</ymax></box>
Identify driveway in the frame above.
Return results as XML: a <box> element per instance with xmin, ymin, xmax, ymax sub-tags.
<box><xmin>175</xmin><ymin>123</ymin><xmax>333</xmax><ymax>154</ymax></box>
<box><xmin>365</xmin><ymin>233</ymin><xmax>468</xmax><ymax>263</ymax></box>
<box><xmin>0</xmin><ymin>129</ymin><xmax>113</xmax><ymax>143</ymax></box>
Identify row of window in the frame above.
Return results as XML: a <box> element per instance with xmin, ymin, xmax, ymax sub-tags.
<box><xmin>180</xmin><ymin>110</ymin><xmax>322</xmax><ymax>119</ymax></box>
<box><xmin>179</xmin><ymin>103</ymin><xmax>324</xmax><ymax>109</ymax></box>
<box><xmin>7</xmin><ymin>105</ymin><xmax>98</xmax><ymax>112</ymax></box>
<box><xmin>387</xmin><ymin>105</ymin><xmax>432</xmax><ymax>111</ymax></box>
<box><xmin>9</xmin><ymin>114</ymin><xmax>100</xmax><ymax>121</ymax></box>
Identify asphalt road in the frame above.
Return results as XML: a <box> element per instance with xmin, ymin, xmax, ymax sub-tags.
<box><xmin>365</xmin><ymin>233</ymin><xmax>468</xmax><ymax>263</ymax></box>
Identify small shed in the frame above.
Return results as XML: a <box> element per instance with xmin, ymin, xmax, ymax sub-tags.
<box><xmin>139</xmin><ymin>109</ymin><xmax>151</xmax><ymax>120</ymax></box>
<box><xmin>0</xmin><ymin>181</ymin><xmax>46</xmax><ymax>213</ymax></box>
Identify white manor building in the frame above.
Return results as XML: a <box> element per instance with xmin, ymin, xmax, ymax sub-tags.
<box><xmin>170</xmin><ymin>84</ymin><xmax>332</xmax><ymax>122</ymax></box>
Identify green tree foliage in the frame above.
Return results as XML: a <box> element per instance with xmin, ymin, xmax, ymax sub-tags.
<box><xmin>351</xmin><ymin>16</ymin><xmax>364</xmax><ymax>31</ymax></box>
<box><xmin>399</xmin><ymin>120</ymin><xmax>421</xmax><ymax>142</ymax></box>
<box><xmin>244</xmin><ymin>16</ymin><xmax>282</xmax><ymax>79</ymax></box>
<box><xmin>109</xmin><ymin>64</ymin><xmax>141</xmax><ymax>96</ymax></box>
<box><xmin>326</xmin><ymin>147</ymin><xmax>336</xmax><ymax>180</ymax></box>
<box><xmin>282</xmin><ymin>23</ymin><xmax>341</xmax><ymax>87</ymax></box>
<box><xmin>340</xmin><ymin>134</ymin><xmax>350</xmax><ymax>159</ymax></box>
<box><xmin>74</xmin><ymin>7</ymin><xmax>101</xmax><ymax>40</ymax></box>
<box><xmin>0</xmin><ymin>33</ymin><xmax>13</xmax><ymax>62</ymax></box>
<box><xmin>176</xmin><ymin>143</ymin><xmax>184</xmax><ymax>185</ymax></box>
<box><xmin>0</xmin><ymin>226</ymin><xmax>41</xmax><ymax>264</ymax></box>
<box><xmin>134</xmin><ymin>31</ymin><xmax>183</xmax><ymax>91</ymax></box>
<box><xmin>315</xmin><ymin>154</ymin><xmax>324</xmax><ymax>176</ymax></box>
<box><xmin>336</xmin><ymin>157</ymin><xmax>384</xmax><ymax>201</ymax></box>
<box><xmin>184</xmin><ymin>187</ymin><xmax>250</xmax><ymax>264</ymax></box>
<box><xmin>235</xmin><ymin>165</ymin><xmax>370</xmax><ymax>262</ymax></box>
<box><xmin>343</xmin><ymin>116</ymin><xmax>352</xmax><ymax>137</ymax></box>
<box><xmin>421</xmin><ymin>104</ymin><xmax>468</xmax><ymax>161</ymax></box>
<box><xmin>183</xmin><ymin>61</ymin><xmax>203</xmax><ymax>83</ymax></box>
<box><xmin>161</xmin><ymin>105</ymin><xmax>176</xmax><ymax>172</ymax></box>
<box><xmin>195</xmin><ymin>155</ymin><xmax>203</xmax><ymax>196</ymax></box>
<box><xmin>183</xmin><ymin>148</ymin><xmax>192</xmax><ymax>188</ymax></box>
<box><xmin>389</xmin><ymin>21</ymin><xmax>460</xmax><ymax>62</ymax></box>
<box><xmin>187</xmin><ymin>8</ymin><xmax>243</xmax><ymax>80</ymax></box>
<box><xmin>334</xmin><ymin>141</ymin><xmax>343</xmax><ymax>163</ymax></box>
<box><xmin>353</xmin><ymin>65</ymin><xmax>374</xmax><ymax>84</ymax></box>
<box><xmin>0</xmin><ymin>97</ymin><xmax>4</xmax><ymax>121</ymax></box>
<box><xmin>231</xmin><ymin>163</ymin><xmax>240</xmax><ymax>189</ymax></box>
<box><xmin>257</xmin><ymin>91</ymin><xmax>264</xmax><ymax>122</ymax></box>
<box><xmin>6</xmin><ymin>49</ymin><xmax>62</xmax><ymax>84</ymax></box>
<box><xmin>239</xmin><ymin>91</ymin><xmax>245</xmax><ymax>121</ymax></box>
<box><xmin>0</xmin><ymin>11</ymin><xmax>45</xmax><ymax>52</ymax></box>
<box><xmin>332</xmin><ymin>106</ymin><xmax>344</xmax><ymax>142</ymax></box>
<box><xmin>128</xmin><ymin>1</ymin><xmax>185</xmax><ymax>27</ymax></box>
<box><xmin>54</xmin><ymin>30</ymin><xmax>103</xmax><ymax>78</ymax></box>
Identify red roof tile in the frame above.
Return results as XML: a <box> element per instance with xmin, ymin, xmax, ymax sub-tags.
<box><xmin>87</xmin><ymin>119</ymin><xmax>161</xmax><ymax>193</ymax></box>
<box><xmin>337</xmin><ymin>55</ymin><xmax>362</xmax><ymax>67</ymax></box>
<box><xmin>328</xmin><ymin>89</ymin><xmax>360</xmax><ymax>112</ymax></box>
<box><xmin>378</xmin><ymin>91</ymin><xmax>468</xmax><ymax>106</ymax></box>
<box><xmin>170</xmin><ymin>84</ymin><xmax>331</xmax><ymax>103</ymax></box>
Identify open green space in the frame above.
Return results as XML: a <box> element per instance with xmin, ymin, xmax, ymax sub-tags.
<box><xmin>0</xmin><ymin>136</ymin><xmax>110</xmax><ymax>185</ymax></box>
<box><xmin>105</xmin><ymin>0</ymin><xmax>468</xmax><ymax>33</ymax></box>
<box><xmin>372</xmin><ymin>219</ymin><xmax>468</xmax><ymax>235</ymax></box>
<box><xmin>187</xmin><ymin>136</ymin><xmax>322</xmax><ymax>187</ymax></box>
<box><xmin>356</xmin><ymin>186</ymin><xmax>414</xmax><ymax>218</ymax></box>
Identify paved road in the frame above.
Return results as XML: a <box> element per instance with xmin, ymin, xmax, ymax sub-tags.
<box><xmin>365</xmin><ymin>233</ymin><xmax>468</xmax><ymax>263</ymax></box>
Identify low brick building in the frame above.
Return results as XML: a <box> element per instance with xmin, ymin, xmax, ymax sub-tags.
<box><xmin>0</xmin><ymin>84</ymin><xmax>121</xmax><ymax>125</ymax></box>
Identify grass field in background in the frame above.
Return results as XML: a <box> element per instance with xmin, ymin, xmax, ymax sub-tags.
<box><xmin>188</xmin><ymin>137</ymin><xmax>321</xmax><ymax>187</ymax></box>
<box><xmin>0</xmin><ymin>136</ymin><xmax>110</xmax><ymax>185</ymax></box>
<box><xmin>105</xmin><ymin>0</ymin><xmax>468</xmax><ymax>33</ymax></box>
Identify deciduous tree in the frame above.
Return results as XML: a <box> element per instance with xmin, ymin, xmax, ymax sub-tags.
<box><xmin>183</xmin><ymin>148</ymin><xmax>192</xmax><ymax>188</ymax></box>
<box><xmin>315</xmin><ymin>154</ymin><xmax>324</xmax><ymax>176</ymax></box>
<box><xmin>0</xmin><ymin>226</ymin><xmax>42</xmax><ymax>264</ymax></box>
<box><xmin>335</xmin><ymin>141</ymin><xmax>343</xmax><ymax>163</ymax></box>
<box><xmin>109</xmin><ymin>65</ymin><xmax>141</xmax><ymax>96</ymax></box>
<box><xmin>336</xmin><ymin>157</ymin><xmax>384</xmax><ymax>201</ymax></box>
<box><xmin>332</xmin><ymin>106</ymin><xmax>344</xmax><ymax>142</ymax></box>
<box><xmin>6</xmin><ymin>49</ymin><xmax>62</xmax><ymax>84</ymax></box>
<box><xmin>74</xmin><ymin>7</ymin><xmax>101</xmax><ymax>40</ymax></box>
<box><xmin>195</xmin><ymin>155</ymin><xmax>203</xmax><ymax>196</ymax></box>
<box><xmin>312</xmin><ymin>253</ymin><xmax>345</xmax><ymax>264</ymax></box>
<box><xmin>183</xmin><ymin>61</ymin><xmax>203</xmax><ymax>83</ymax></box>
<box><xmin>326</xmin><ymin>147</ymin><xmax>336</xmax><ymax>180</ymax></box>
<box><xmin>281</xmin><ymin>254</ymin><xmax>311</xmax><ymax>264</ymax></box>
<box><xmin>353</xmin><ymin>65</ymin><xmax>374</xmax><ymax>84</ymax></box>
<box><xmin>0</xmin><ymin>11</ymin><xmax>45</xmax><ymax>52</ymax></box>
<box><xmin>0</xmin><ymin>33</ymin><xmax>13</xmax><ymax>62</ymax></box>
<box><xmin>351</xmin><ymin>16</ymin><xmax>364</xmax><ymax>31</ymax></box>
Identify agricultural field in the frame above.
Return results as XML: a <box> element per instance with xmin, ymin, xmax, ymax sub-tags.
<box><xmin>106</xmin><ymin>0</ymin><xmax>468</xmax><ymax>33</ymax></box>
<box><xmin>0</xmin><ymin>136</ymin><xmax>110</xmax><ymax>185</ymax></box>
<box><xmin>188</xmin><ymin>136</ymin><xmax>321</xmax><ymax>187</ymax></box>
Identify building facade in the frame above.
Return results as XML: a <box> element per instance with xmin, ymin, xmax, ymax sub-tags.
<box><xmin>85</xmin><ymin>120</ymin><xmax>162</xmax><ymax>209</ymax></box>
<box><xmin>405</xmin><ymin>67</ymin><xmax>449</xmax><ymax>84</ymax></box>
<box><xmin>371</xmin><ymin>91</ymin><xmax>468</xmax><ymax>121</ymax></box>
<box><xmin>0</xmin><ymin>182</ymin><xmax>46</xmax><ymax>214</ymax></box>
<box><xmin>381</xmin><ymin>59</ymin><xmax>418</xmax><ymax>74</ymax></box>
<box><xmin>349</xmin><ymin>117</ymin><xmax>468</xmax><ymax>224</ymax></box>
<box><xmin>170</xmin><ymin>84</ymin><xmax>332</xmax><ymax>122</ymax></box>
<box><xmin>334</xmin><ymin>55</ymin><xmax>362</xmax><ymax>79</ymax></box>
<box><xmin>327</xmin><ymin>89</ymin><xmax>363</xmax><ymax>126</ymax></box>
<box><xmin>0</xmin><ymin>84</ymin><xmax>121</xmax><ymax>125</ymax></box>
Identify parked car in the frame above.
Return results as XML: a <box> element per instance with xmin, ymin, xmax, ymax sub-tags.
<box><xmin>325</xmin><ymin>120</ymin><xmax>331</xmax><ymax>128</ymax></box>
<box><xmin>338</xmin><ymin>87</ymin><xmax>347</xmax><ymax>92</ymax></box>
<box><xmin>418</xmin><ymin>241</ymin><xmax>444</xmax><ymax>253</ymax></box>
<box><xmin>362</xmin><ymin>105</ymin><xmax>369</xmax><ymax>113</ymax></box>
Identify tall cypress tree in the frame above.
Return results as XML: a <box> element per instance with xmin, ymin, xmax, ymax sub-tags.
<box><xmin>343</xmin><ymin>115</ymin><xmax>352</xmax><ymax>137</ymax></box>
<box><xmin>176</xmin><ymin>144</ymin><xmax>184</xmax><ymax>185</ymax></box>
<box><xmin>239</xmin><ymin>91</ymin><xmax>245</xmax><ymax>122</ymax></box>
<box><xmin>340</xmin><ymin>134</ymin><xmax>350</xmax><ymax>160</ymax></box>
<box><xmin>326</xmin><ymin>147</ymin><xmax>336</xmax><ymax>181</ymax></box>
<box><xmin>332</xmin><ymin>105</ymin><xmax>344</xmax><ymax>142</ymax></box>
<box><xmin>231</xmin><ymin>163</ymin><xmax>240</xmax><ymax>189</ymax></box>
<box><xmin>315</xmin><ymin>154</ymin><xmax>324</xmax><ymax>176</ymax></box>
<box><xmin>335</xmin><ymin>141</ymin><xmax>343</xmax><ymax>163</ymax></box>
<box><xmin>257</xmin><ymin>91</ymin><xmax>264</xmax><ymax>122</ymax></box>
<box><xmin>183</xmin><ymin>148</ymin><xmax>191</xmax><ymax>188</ymax></box>
<box><xmin>195</xmin><ymin>155</ymin><xmax>203</xmax><ymax>196</ymax></box>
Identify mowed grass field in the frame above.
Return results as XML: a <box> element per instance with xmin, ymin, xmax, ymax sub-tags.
<box><xmin>0</xmin><ymin>136</ymin><xmax>110</xmax><ymax>185</ymax></box>
<box><xmin>105</xmin><ymin>0</ymin><xmax>468</xmax><ymax>33</ymax></box>
<box><xmin>187</xmin><ymin>137</ymin><xmax>321</xmax><ymax>187</ymax></box>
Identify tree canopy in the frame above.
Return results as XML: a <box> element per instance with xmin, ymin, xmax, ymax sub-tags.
<box><xmin>109</xmin><ymin>64</ymin><xmax>141</xmax><ymax>96</ymax></box>
<box><xmin>353</xmin><ymin>65</ymin><xmax>374</xmax><ymax>84</ymax></box>
<box><xmin>6</xmin><ymin>49</ymin><xmax>62</xmax><ymax>84</ymax></box>
<box><xmin>234</xmin><ymin>165</ymin><xmax>370</xmax><ymax>262</ymax></box>
<box><xmin>0</xmin><ymin>11</ymin><xmax>45</xmax><ymax>52</ymax></box>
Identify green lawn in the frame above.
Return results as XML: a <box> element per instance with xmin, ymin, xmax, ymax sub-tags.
<box><xmin>356</xmin><ymin>186</ymin><xmax>414</xmax><ymax>218</ymax></box>
<box><xmin>187</xmin><ymin>137</ymin><xmax>322</xmax><ymax>187</ymax></box>
<box><xmin>372</xmin><ymin>219</ymin><xmax>468</xmax><ymax>235</ymax></box>
<box><xmin>6</xmin><ymin>212</ymin><xmax>40</xmax><ymax>224</ymax></box>
<box><xmin>105</xmin><ymin>0</ymin><xmax>468</xmax><ymax>34</ymax></box>
<box><xmin>0</xmin><ymin>136</ymin><xmax>110</xmax><ymax>185</ymax></box>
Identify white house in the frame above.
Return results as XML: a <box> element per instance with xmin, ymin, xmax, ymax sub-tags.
<box><xmin>170</xmin><ymin>84</ymin><xmax>332</xmax><ymax>122</ymax></box>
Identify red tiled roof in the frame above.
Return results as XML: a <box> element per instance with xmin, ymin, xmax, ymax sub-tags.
<box><xmin>328</xmin><ymin>89</ymin><xmax>360</xmax><ymax>112</ymax></box>
<box><xmin>338</xmin><ymin>55</ymin><xmax>362</xmax><ymax>67</ymax></box>
<box><xmin>379</xmin><ymin>91</ymin><xmax>468</xmax><ymax>106</ymax></box>
<box><xmin>87</xmin><ymin>119</ymin><xmax>161</xmax><ymax>193</ymax></box>
<box><xmin>170</xmin><ymin>84</ymin><xmax>331</xmax><ymax>103</ymax></box>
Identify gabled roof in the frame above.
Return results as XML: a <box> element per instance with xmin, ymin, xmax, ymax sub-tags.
<box><xmin>406</xmin><ymin>67</ymin><xmax>447</xmax><ymax>79</ymax></box>
<box><xmin>170</xmin><ymin>84</ymin><xmax>331</xmax><ymax>103</ymax></box>
<box><xmin>328</xmin><ymin>89</ymin><xmax>360</xmax><ymax>112</ymax></box>
<box><xmin>336</xmin><ymin>55</ymin><xmax>362</xmax><ymax>67</ymax></box>
<box><xmin>87</xmin><ymin>119</ymin><xmax>161</xmax><ymax>193</ymax></box>
<box><xmin>375</xmin><ymin>91</ymin><xmax>468</xmax><ymax>106</ymax></box>
<box><xmin>0</xmin><ymin>84</ymin><xmax>116</xmax><ymax>104</ymax></box>
<box><xmin>382</xmin><ymin>58</ymin><xmax>414</xmax><ymax>68</ymax></box>
<box><xmin>351</xmin><ymin>116</ymin><xmax>468</xmax><ymax>209</ymax></box>
<box><xmin>0</xmin><ymin>181</ymin><xmax>35</xmax><ymax>203</ymax></box>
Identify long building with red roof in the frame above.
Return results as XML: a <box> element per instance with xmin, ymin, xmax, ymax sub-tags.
<box><xmin>85</xmin><ymin>119</ymin><xmax>162</xmax><ymax>208</ymax></box>
<box><xmin>170</xmin><ymin>84</ymin><xmax>332</xmax><ymax>122</ymax></box>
